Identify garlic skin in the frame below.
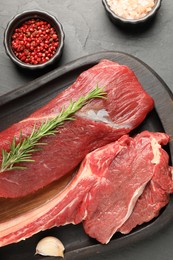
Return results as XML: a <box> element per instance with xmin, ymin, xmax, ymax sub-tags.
<box><xmin>35</xmin><ymin>236</ymin><xmax>65</xmax><ymax>258</ymax></box>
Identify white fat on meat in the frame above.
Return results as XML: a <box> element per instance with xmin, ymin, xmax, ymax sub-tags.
<box><xmin>79</xmin><ymin>109</ymin><xmax>110</xmax><ymax>123</ymax></box>
<box><xmin>171</xmin><ymin>167</ymin><xmax>173</xmax><ymax>180</ymax></box>
<box><xmin>21</xmin><ymin>115</ymin><xmax>55</xmax><ymax>123</ymax></box>
<box><xmin>77</xmin><ymin>108</ymin><xmax>128</xmax><ymax>128</ymax></box>
<box><xmin>123</xmin><ymin>181</ymin><xmax>148</xmax><ymax>225</ymax></box>
<box><xmin>151</xmin><ymin>137</ymin><xmax>161</xmax><ymax>164</ymax></box>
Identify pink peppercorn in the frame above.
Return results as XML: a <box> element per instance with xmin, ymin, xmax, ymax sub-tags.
<box><xmin>11</xmin><ymin>18</ymin><xmax>59</xmax><ymax>65</ymax></box>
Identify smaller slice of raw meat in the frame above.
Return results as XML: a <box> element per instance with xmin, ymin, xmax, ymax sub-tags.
<box><xmin>82</xmin><ymin>131</ymin><xmax>171</xmax><ymax>243</ymax></box>
<box><xmin>119</xmin><ymin>132</ymin><xmax>173</xmax><ymax>234</ymax></box>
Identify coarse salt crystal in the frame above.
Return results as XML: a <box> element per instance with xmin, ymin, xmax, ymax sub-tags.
<box><xmin>107</xmin><ymin>0</ymin><xmax>155</xmax><ymax>20</ymax></box>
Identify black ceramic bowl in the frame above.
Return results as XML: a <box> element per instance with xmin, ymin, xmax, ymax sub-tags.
<box><xmin>4</xmin><ymin>10</ymin><xmax>65</xmax><ymax>70</ymax></box>
<box><xmin>102</xmin><ymin>0</ymin><xmax>162</xmax><ymax>27</ymax></box>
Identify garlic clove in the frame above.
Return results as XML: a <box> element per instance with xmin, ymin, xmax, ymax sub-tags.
<box><xmin>35</xmin><ymin>236</ymin><xmax>65</xmax><ymax>258</ymax></box>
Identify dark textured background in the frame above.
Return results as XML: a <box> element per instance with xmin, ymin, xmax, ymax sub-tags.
<box><xmin>0</xmin><ymin>0</ymin><xmax>173</xmax><ymax>259</ymax></box>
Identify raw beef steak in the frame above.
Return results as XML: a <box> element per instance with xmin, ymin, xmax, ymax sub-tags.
<box><xmin>82</xmin><ymin>131</ymin><xmax>173</xmax><ymax>243</ymax></box>
<box><xmin>0</xmin><ymin>59</ymin><xmax>154</xmax><ymax>198</ymax></box>
<box><xmin>119</xmin><ymin>132</ymin><xmax>173</xmax><ymax>234</ymax></box>
<box><xmin>0</xmin><ymin>131</ymin><xmax>172</xmax><ymax>247</ymax></box>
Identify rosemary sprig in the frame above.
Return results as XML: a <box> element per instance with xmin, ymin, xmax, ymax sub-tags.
<box><xmin>0</xmin><ymin>86</ymin><xmax>107</xmax><ymax>172</ymax></box>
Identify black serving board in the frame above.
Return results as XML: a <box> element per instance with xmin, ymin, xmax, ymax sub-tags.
<box><xmin>0</xmin><ymin>51</ymin><xmax>173</xmax><ymax>260</ymax></box>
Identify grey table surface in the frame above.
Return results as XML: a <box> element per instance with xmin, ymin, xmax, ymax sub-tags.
<box><xmin>0</xmin><ymin>0</ymin><xmax>173</xmax><ymax>259</ymax></box>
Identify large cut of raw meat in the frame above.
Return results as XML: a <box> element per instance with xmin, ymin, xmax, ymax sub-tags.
<box><xmin>0</xmin><ymin>59</ymin><xmax>154</xmax><ymax>198</ymax></box>
<box><xmin>0</xmin><ymin>131</ymin><xmax>172</xmax><ymax>247</ymax></box>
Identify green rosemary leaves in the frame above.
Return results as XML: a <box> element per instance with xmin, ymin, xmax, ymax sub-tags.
<box><xmin>0</xmin><ymin>86</ymin><xmax>106</xmax><ymax>172</ymax></box>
